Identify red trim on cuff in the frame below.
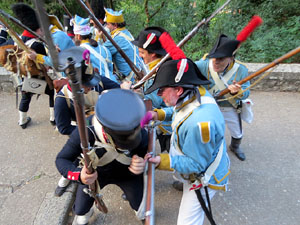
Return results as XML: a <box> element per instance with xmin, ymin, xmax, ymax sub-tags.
<box><xmin>67</xmin><ymin>171</ymin><xmax>80</xmax><ymax>181</ymax></box>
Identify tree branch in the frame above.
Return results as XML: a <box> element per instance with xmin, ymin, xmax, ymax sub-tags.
<box><xmin>144</xmin><ymin>0</ymin><xmax>150</xmax><ymax>25</ymax></box>
<box><xmin>149</xmin><ymin>1</ymin><xmax>165</xmax><ymax>21</ymax></box>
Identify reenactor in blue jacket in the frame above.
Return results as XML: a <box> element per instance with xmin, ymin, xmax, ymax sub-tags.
<box><xmin>131</xmin><ymin>26</ymin><xmax>173</xmax><ymax>153</ymax></box>
<box><xmin>196</xmin><ymin>34</ymin><xmax>251</xmax><ymax>161</ymax></box>
<box><xmin>72</xmin><ymin>15</ymin><xmax>114</xmax><ymax>81</ymax></box>
<box><xmin>145</xmin><ymin>38</ymin><xmax>230</xmax><ymax>224</ymax></box>
<box><xmin>103</xmin><ymin>8</ymin><xmax>145</xmax><ymax>83</ymax></box>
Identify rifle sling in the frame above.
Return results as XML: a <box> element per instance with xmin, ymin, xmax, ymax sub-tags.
<box><xmin>195</xmin><ymin>187</ymin><xmax>216</xmax><ymax>225</ymax></box>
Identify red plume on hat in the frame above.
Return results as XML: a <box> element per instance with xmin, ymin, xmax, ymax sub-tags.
<box><xmin>159</xmin><ymin>32</ymin><xmax>188</xmax><ymax>82</ymax></box>
<box><xmin>231</xmin><ymin>15</ymin><xmax>263</xmax><ymax>55</ymax></box>
<box><xmin>236</xmin><ymin>15</ymin><xmax>263</xmax><ymax>43</ymax></box>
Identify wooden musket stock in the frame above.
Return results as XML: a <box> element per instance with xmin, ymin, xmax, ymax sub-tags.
<box><xmin>65</xmin><ymin>59</ymin><xmax>108</xmax><ymax>214</ymax></box>
<box><xmin>217</xmin><ymin>46</ymin><xmax>300</xmax><ymax>98</ymax></box>
<box><xmin>0</xmin><ymin>15</ymin><xmax>31</xmax><ymax>54</ymax></box>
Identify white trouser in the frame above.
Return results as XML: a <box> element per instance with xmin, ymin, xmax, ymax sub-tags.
<box><xmin>220</xmin><ymin>107</ymin><xmax>243</xmax><ymax>139</ymax></box>
<box><xmin>177</xmin><ymin>183</ymin><xmax>216</xmax><ymax>225</ymax></box>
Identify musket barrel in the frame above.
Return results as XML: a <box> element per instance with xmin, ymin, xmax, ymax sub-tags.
<box><xmin>0</xmin><ymin>15</ymin><xmax>31</xmax><ymax>53</ymax></box>
<box><xmin>145</xmin><ymin>124</ymin><xmax>156</xmax><ymax>225</ymax></box>
<box><xmin>0</xmin><ymin>9</ymin><xmax>46</xmax><ymax>43</ymax></box>
<box><xmin>58</xmin><ymin>0</ymin><xmax>73</xmax><ymax>19</ymax></box>
<box><xmin>132</xmin><ymin>0</ymin><xmax>231</xmax><ymax>89</ymax></box>
<box><xmin>33</xmin><ymin>0</ymin><xmax>60</xmax><ymax>70</ymax></box>
<box><xmin>76</xmin><ymin>0</ymin><xmax>144</xmax><ymax>80</ymax></box>
<box><xmin>65</xmin><ymin>58</ymin><xmax>108</xmax><ymax>214</ymax></box>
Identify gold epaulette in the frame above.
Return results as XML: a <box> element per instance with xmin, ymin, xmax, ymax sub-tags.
<box><xmin>235</xmin><ymin>59</ymin><xmax>248</xmax><ymax>68</ymax></box>
<box><xmin>202</xmin><ymin>53</ymin><xmax>209</xmax><ymax>60</ymax></box>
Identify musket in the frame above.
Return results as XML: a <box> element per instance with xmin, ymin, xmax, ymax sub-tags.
<box><xmin>62</xmin><ymin>58</ymin><xmax>108</xmax><ymax>214</ymax></box>
<box><xmin>143</xmin><ymin>100</ymin><xmax>156</xmax><ymax>225</ymax></box>
<box><xmin>0</xmin><ymin>14</ymin><xmax>53</xmax><ymax>89</ymax></box>
<box><xmin>33</xmin><ymin>0</ymin><xmax>60</xmax><ymax>70</ymax></box>
<box><xmin>0</xmin><ymin>9</ymin><xmax>46</xmax><ymax>44</ymax></box>
<box><xmin>0</xmin><ymin>15</ymin><xmax>31</xmax><ymax>54</ymax></box>
<box><xmin>83</xmin><ymin>0</ymin><xmax>94</xmax><ymax>14</ymax></box>
<box><xmin>216</xmin><ymin>46</ymin><xmax>300</xmax><ymax>98</ymax></box>
<box><xmin>76</xmin><ymin>0</ymin><xmax>145</xmax><ymax>80</ymax></box>
<box><xmin>58</xmin><ymin>0</ymin><xmax>73</xmax><ymax>19</ymax></box>
<box><xmin>132</xmin><ymin>0</ymin><xmax>231</xmax><ymax>89</ymax></box>
<box><xmin>33</xmin><ymin>0</ymin><xmax>107</xmax><ymax>213</ymax></box>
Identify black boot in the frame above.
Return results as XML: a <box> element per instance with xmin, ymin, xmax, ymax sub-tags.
<box><xmin>54</xmin><ymin>176</ymin><xmax>70</xmax><ymax>197</ymax></box>
<box><xmin>20</xmin><ymin>117</ymin><xmax>31</xmax><ymax>129</ymax></box>
<box><xmin>229</xmin><ymin>137</ymin><xmax>246</xmax><ymax>161</ymax></box>
<box><xmin>172</xmin><ymin>181</ymin><xmax>183</xmax><ymax>191</ymax></box>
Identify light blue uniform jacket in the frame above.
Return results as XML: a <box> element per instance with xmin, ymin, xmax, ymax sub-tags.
<box><xmin>80</xmin><ymin>42</ymin><xmax>114</xmax><ymax>81</ymax></box>
<box><xmin>170</xmin><ymin>88</ymin><xmax>230</xmax><ymax>189</ymax></box>
<box><xmin>195</xmin><ymin>58</ymin><xmax>250</xmax><ymax>107</ymax></box>
<box><xmin>104</xmin><ymin>29</ymin><xmax>144</xmax><ymax>82</ymax></box>
<box><xmin>43</xmin><ymin>29</ymin><xmax>75</xmax><ymax>67</ymax></box>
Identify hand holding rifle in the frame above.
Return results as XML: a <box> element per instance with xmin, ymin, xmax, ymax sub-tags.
<box><xmin>140</xmin><ymin>108</ymin><xmax>158</xmax><ymax>225</ymax></box>
<box><xmin>62</xmin><ymin>57</ymin><xmax>108</xmax><ymax>214</ymax></box>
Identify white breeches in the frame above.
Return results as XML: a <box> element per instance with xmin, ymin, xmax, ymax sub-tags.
<box><xmin>220</xmin><ymin>107</ymin><xmax>243</xmax><ymax>139</ymax></box>
<box><xmin>177</xmin><ymin>183</ymin><xmax>216</xmax><ymax>225</ymax></box>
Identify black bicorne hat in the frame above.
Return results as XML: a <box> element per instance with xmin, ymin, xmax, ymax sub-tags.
<box><xmin>207</xmin><ymin>34</ymin><xmax>240</xmax><ymax>58</ymax></box>
<box><xmin>132</xmin><ymin>26</ymin><xmax>167</xmax><ymax>56</ymax></box>
<box><xmin>11</xmin><ymin>3</ymin><xmax>40</xmax><ymax>31</ymax></box>
<box><xmin>95</xmin><ymin>89</ymin><xmax>146</xmax><ymax>149</ymax></box>
<box><xmin>58</xmin><ymin>46</ymin><xmax>101</xmax><ymax>87</ymax></box>
<box><xmin>63</xmin><ymin>15</ymin><xmax>74</xmax><ymax>37</ymax></box>
<box><xmin>144</xmin><ymin>58</ymin><xmax>210</xmax><ymax>94</ymax></box>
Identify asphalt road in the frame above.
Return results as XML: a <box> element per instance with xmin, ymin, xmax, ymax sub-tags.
<box><xmin>0</xmin><ymin>91</ymin><xmax>299</xmax><ymax>225</ymax></box>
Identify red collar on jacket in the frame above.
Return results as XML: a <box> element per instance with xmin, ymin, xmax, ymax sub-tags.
<box><xmin>22</xmin><ymin>30</ymin><xmax>36</xmax><ymax>38</ymax></box>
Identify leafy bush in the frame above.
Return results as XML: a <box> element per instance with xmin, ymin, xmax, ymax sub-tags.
<box><xmin>1</xmin><ymin>0</ymin><xmax>299</xmax><ymax>63</ymax></box>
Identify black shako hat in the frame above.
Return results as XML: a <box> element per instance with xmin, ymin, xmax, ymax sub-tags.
<box><xmin>95</xmin><ymin>89</ymin><xmax>146</xmax><ymax>149</ymax></box>
<box><xmin>132</xmin><ymin>27</ymin><xmax>167</xmax><ymax>56</ymax></box>
<box><xmin>90</xmin><ymin>0</ymin><xmax>106</xmax><ymax>20</ymax></box>
<box><xmin>12</xmin><ymin>3</ymin><xmax>40</xmax><ymax>31</ymax></box>
<box><xmin>144</xmin><ymin>58</ymin><xmax>210</xmax><ymax>94</ymax></box>
<box><xmin>58</xmin><ymin>46</ymin><xmax>101</xmax><ymax>87</ymax></box>
<box><xmin>207</xmin><ymin>34</ymin><xmax>240</xmax><ymax>58</ymax></box>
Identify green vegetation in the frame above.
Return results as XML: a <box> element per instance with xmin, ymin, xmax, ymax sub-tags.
<box><xmin>1</xmin><ymin>0</ymin><xmax>299</xmax><ymax>62</ymax></box>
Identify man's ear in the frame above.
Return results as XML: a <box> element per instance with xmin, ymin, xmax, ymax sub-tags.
<box><xmin>176</xmin><ymin>86</ymin><xmax>184</xmax><ymax>96</ymax></box>
<box><xmin>150</xmin><ymin>52</ymin><xmax>157</xmax><ymax>58</ymax></box>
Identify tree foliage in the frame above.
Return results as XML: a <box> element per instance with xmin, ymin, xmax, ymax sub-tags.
<box><xmin>0</xmin><ymin>0</ymin><xmax>299</xmax><ymax>63</ymax></box>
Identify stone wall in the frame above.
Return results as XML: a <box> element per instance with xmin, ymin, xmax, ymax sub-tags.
<box><xmin>247</xmin><ymin>63</ymin><xmax>300</xmax><ymax>92</ymax></box>
<box><xmin>0</xmin><ymin>67</ymin><xmax>14</xmax><ymax>92</ymax></box>
<box><xmin>0</xmin><ymin>63</ymin><xmax>300</xmax><ymax>92</ymax></box>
